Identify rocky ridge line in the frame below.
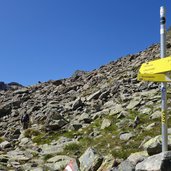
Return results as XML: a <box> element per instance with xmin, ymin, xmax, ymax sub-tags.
<box><xmin>0</xmin><ymin>28</ymin><xmax>171</xmax><ymax>170</ymax></box>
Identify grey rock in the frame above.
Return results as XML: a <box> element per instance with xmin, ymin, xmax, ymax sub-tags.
<box><xmin>116</xmin><ymin>111</ymin><xmax>127</xmax><ymax>119</ymax></box>
<box><xmin>127</xmin><ymin>151</ymin><xmax>148</xmax><ymax>166</ymax></box>
<box><xmin>97</xmin><ymin>154</ymin><xmax>115</xmax><ymax>171</ymax></box>
<box><xmin>72</xmin><ymin>70</ymin><xmax>87</xmax><ymax>78</ymax></box>
<box><xmin>40</xmin><ymin>143</ymin><xmax>65</xmax><ymax>155</ymax></box>
<box><xmin>72</xmin><ymin>97</ymin><xmax>83</xmax><ymax>110</ymax></box>
<box><xmin>46</xmin><ymin>155</ymin><xmax>78</xmax><ymax>171</ymax></box>
<box><xmin>40</xmin><ymin>137</ymin><xmax>78</xmax><ymax>155</ymax></box>
<box><xmin>0</xmin><ymin>155</ymin><xmax>8</xmax><ymax>163</ymax></box>
<box><xmin>91</xmin><ymin>109</ymin><xmax>110</xmax><ymax>120</ymax></box>
<box><xmin>101</xmin><ymin>119</ymin><xmax>111</xmax><ymax>129</ymax></box>
<box><xmin>168</xmin><ymin>128</ymin><xmax>171</xmax><ymax>134</ymax></box>
<box><xmin>78</xmin><ymin>113</ymin><xmax>92</xmax><ymax>123</ymax></box>
<box><xmin>109</xmin><ymin>104</ymin><xmax>123</xmax><ymax>116</ymax></box>
<box><xmin>0</xmin><ymin>103</ymin><xmax>12</xmax><ymax>118</ymax></box>
<box><xmin>150</xmin><ymin>111</ymin><xmax>161</xmax><ymax>119</ymax></box>
<box><xmin>145</xmin><ymin>123</ymin><xmax>157</xmax><ymax>131</ymax></box>
<box><xmin>142</xmin><ymin>135</ymin><xmax>171</xmax><ymax>155</ymax></box>
<box><xmin>87</xmin><ymin>90</ymin><xmax>101</xmax><ymax>101</ymax></box>
<box><xmin>116</xmin><ymin>119</ymin><xmax>130</xmax><ymax>129</ymax></box>
<box><xmin>47</xmin><ymin>119</ymin><xmax>67</xmax><ymax>130</ymax></box>
<box><xmin>45</xmin><ymin>109</ymin><xmax>68</xmax><ymax>130</ymax></box>
<box><xmin>138</xmin><ymin>107</ymin><xmax>152</xmax><ymax>114</ymax></box>
<box><xmin>13</xmin><ymin>88</ymin><xmax>29</xmax><ymax>94</ymax></box>
<box><xmin>19</xmin><ymin>137</ymin><xmax>33</xmax><ymax>147</ymax></box>
<box><xmin>52</xmin><ymin>79</ymin><xmax>63</xmax><ymax>86</ymax></box>
<box><xmin>21</xmin><ymin>162</ymin><xmax>43</xmax><ymax>171</ymax></box>
<box><xmin>0</xmin><ymin>141</ymin><xmax>11</xmax><ymax>149</ymax></box>
<box><xmin>79</xmin><ymin>147</ymin><xmax>103</xmax><ymax>171</ymax></box>
<box><xmin>69</xmin><ymin>122</ymin><xmax>83</xmax><ymax>131</ymax></box>
<box><xmin>120</xmin><ymin>132</ymin><xmax>134</xmax><ymax>141</ymax></box>
<box><xmin>117</xmin><ymin>160</ymin><xmax>135</xmax><ymax>171</ymax></box>
<box><xmin>135</xmin><ymin>151</ymin><xmax>171</xmax><ymax>171</ymax></box>
<box><xmin>127</xmin><ymin>97</ymin><xmax>141</xmax><ymax>109</ymax></box>
<box><xmin>7</xmin><ymin>149</ymin><xmax>32</xmax><ymax>162</ymax></box>
<box><xmin>99</xmin><ymin>90</ymin><xmax>110</xmax><ymax>100</ymax></box>
<box><xmin>104</xmin><ymin>101</ymin><xmax>115</xmax><ymax>108</ymax></box>
<box><xmin>28</xmin><ymin>167</ymin><xmax>44</xmax><ymax>171</ymax></box>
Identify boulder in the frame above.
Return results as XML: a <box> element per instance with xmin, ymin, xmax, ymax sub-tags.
<box><xmin>0</xmin><ymin>103</ymin><xmax>12</xmax><ymax>118</ymax></box>
<box><xmin>139</xmin><ymin>107</ymin><xmax>152</xmax><ymax>114</ymax></box>
<box><xmin>0</xmin><ymin>141</ymin><xmax>11</xmax><ymax>150</ymax></box>
<box><xmin>99</xmin><ymin>90</ymin><xmax>110</xmax><ymax>100</ymax></box>
<box><xmin>45</xmin><ymin>155</ymin><xmax>78</xmax><ymax>171</ymax></box>
<box><xmin>69</xmin><ymin>122</ymin><xmax>83</xmax><ymax>131</ymax></box>
<box><xmin>115</xmin><ymin>160</ymin><xmax>135</xmax><ymax>171</ymax></box>
<box><xmin>150</xmin><ymin>111</ymin><xmax>161</xmax><ymax>120</ymax></box>
<box><xmin>109</xmin><ymin>104</ymin><xmax>123</xmax><ymax>116</ymax></box>
<box><xmin>7</xmin><ymin>149</ymin><xmax>32</xmax><ymax>162</ymax></box>
<box><xmin>135</xmin><ymin>151</ymin><xmax>171</xmax><ymax>171</ymax></box>
<box><xmin>72</xmin><ymin>97</ymin><xmax>83</xmax><ymax>110</ymax></box>
<box><xmin>87</xmin><ymin>90</ymin><xmax>101</xmax><ymax>101</ymax></box>
<box><xmin>142</xmin><ymin>135</ymin><xmax>171</xmax><ymax>155</ymax></box>
<box><xmin>40</xmin><ymin>137</ymin><xmax>78</xmax><ymax>155</ymax></box>
<box><xmin>45</xmin><ymin>109</ymin><xmax>68</xmax><ymax>130</ymax></box>
<box><xmin>78</xmin><ymin>113</ymin><xmax>92</xmax><ymax>123</ymax></box>
<box><xmin>79</xmin><ymin>147</ymin><xmax>103</xmax><ymax>171</ymax></box>
<box><xmin>0</xmin><ymin>155</ymin><xmax>8</xmax><ymax>163</ymax></box>
<box><xmin>52</xmin><ymin>79</ymin><xmax>63</xmax><ymax>86</ymax></box>
<box><xmin>145</xmin><ymin>123</ymin><xmax>157</xmax><ymax>131</ymax></box>
<box><xmin>19</xmin><ymin>137</ymin><xmax>33</xmax><ymax>147</ymax></box>
<box><xmin>13</xmin><ymin>88</ymin><xmax>29</xmax><ymax>94</ymax></box>
<box><xmin>127</xmin><ymin>151</ymin><xmax>148</xmax><ymax>166</ymax></box>
<box><xmin>97</xmin><ymin>154</ymin><xmax>115</xmax><ymax>171</ymax></box>
<box><xmin>127</xmin><ymin>97</ymin><xmax>141</xmax><ymax>109</ymax></box>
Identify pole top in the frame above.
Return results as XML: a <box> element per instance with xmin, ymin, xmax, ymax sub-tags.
<box><xmin>160</xmin><ymin>6</ymin><xmax>166</xmax><ymax>17</ymax></box>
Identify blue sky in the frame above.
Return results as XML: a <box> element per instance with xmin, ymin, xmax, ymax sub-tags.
<box><xmin>0</xmin><ymin>0</ymin><xmax>171</xmax><ymax>86</ymax></box>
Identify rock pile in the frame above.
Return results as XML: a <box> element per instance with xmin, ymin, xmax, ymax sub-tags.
<box><xmin>0</xmin><ymin>29</ymin><xmax>171</xmax><ymax>170</ymax></box>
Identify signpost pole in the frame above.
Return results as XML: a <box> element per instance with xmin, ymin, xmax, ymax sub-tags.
<box><xmin>160</xmin><ymin>6</ymin><xmax>168</xmax><ymax>152</ymax></box>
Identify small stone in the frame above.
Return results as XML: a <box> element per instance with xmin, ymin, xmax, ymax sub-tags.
<box><xmin>120</xmin><ymin>132</ymin><xmax>134</xmax><ymax>141</ymax></box>
<box><xmin>101</xmin><ymin>119</ymin><xmax>111</xmax><ymax>129</ymax></box>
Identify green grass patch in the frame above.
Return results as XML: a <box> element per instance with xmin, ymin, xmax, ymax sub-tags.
<box><xmin>63</xmin><ymin>143</ymin><xmax>83</xmax><ymax>156</ymax></box>
<box><xmin>43</xmin><ymin>154</ymin><xmax>54</xmax><ymax>161</ymax></box>
<box><xmin>0</xmin><ymin>137</ymin><xmax>4</xmax><ymax>143</ymax></box>
<box><xmin>33</xmin><ymin>108</ymin><xmax>171</xmax><ymax>160</ymax></box>
<box><xmin>32</xmin><ymin>132</ymin><xmax>60</xmax><ymax>145</ymax></box>
<box><xmin>24</xmin><ymin>128</ymin><xmax>41</xmax><ymax>138</ymax></box>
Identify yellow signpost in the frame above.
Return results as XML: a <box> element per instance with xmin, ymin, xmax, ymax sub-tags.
<box><xmin>138</xmin><ymin>73</ymin><xmax>171</xmax><ymax>82</ymax></box>
<box><xmin>139</xmin><ymin>6</ymin><xmax>169</xmax><ymax>153</ymax></box>
<box><xmin>139</xmin><ymin>56</ymin><xmax>171</xmax><ymax>74</ymax></box>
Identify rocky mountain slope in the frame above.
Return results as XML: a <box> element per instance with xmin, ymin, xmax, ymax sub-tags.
<box><xmin>0</xmin><ymin>28</ymin><xmax>171</xmax><ymax>171</ymax></box>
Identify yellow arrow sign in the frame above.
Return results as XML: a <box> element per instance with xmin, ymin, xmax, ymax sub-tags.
<box><xmin>138</xmin><ymin>73</ymin><xmax>171</xmax><ymax>82</ymax></box>
<box><xmin>139</xmin><ymin>56</ymin><xmax>171</xmax><ymax>74</ymax></box>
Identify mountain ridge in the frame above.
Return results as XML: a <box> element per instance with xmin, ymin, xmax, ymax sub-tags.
<box><xmin>0</xmin><ymin>28</ymin><xmax>171</xmax><ymax>170</ymax></box>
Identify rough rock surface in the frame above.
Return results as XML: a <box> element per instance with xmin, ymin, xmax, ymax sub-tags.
<box><xmin>136</xmin><ymin>151</ymin><xmax>171</xmax><ymax>171</ymax></box>
<box><xmin>79</xmin><ymin>147</ymin><xmax>103</xmax><ymax>171</ymax></box>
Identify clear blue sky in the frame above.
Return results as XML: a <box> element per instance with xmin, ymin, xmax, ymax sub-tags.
<box><xmin>0</xmin><ymin>0</ymin><xmax>171</xmax><ymax>86</ymax></box>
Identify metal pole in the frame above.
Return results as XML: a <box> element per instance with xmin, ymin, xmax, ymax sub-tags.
<box><xmin>160</xmin><ymin>6</ymin><xmax>168</xmax><ymax>152</ymax></box>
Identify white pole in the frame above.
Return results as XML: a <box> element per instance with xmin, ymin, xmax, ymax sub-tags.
<box><xmin>160</xmin><ymin>6</ymin><xmax>168</xmax><ymax>152</ymax></box>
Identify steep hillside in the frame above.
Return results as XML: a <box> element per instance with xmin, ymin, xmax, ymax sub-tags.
<box><xmin>0</xmin><ymin>28</ymin><xmax>171</xmax><ymax>170</ymax></box>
